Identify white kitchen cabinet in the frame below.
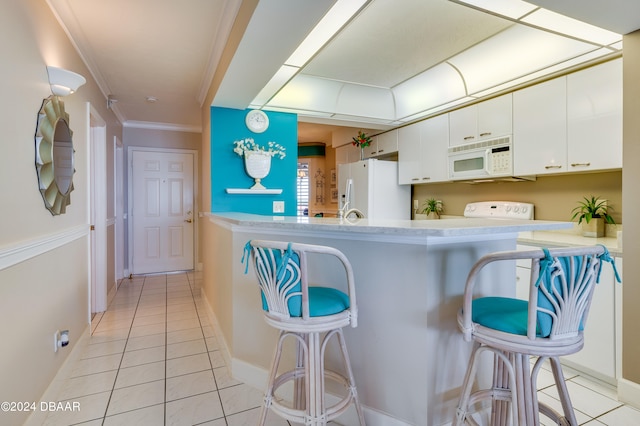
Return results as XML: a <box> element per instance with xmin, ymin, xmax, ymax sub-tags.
<box><xmin>398</xmin><ymin>114</ymin><xmax>449</xmax><ymax>185</ymax></box>
<box><xmin>398</xmin><ymin>123</ymin><xmax>421</xmax><ymax>184</ymax></box>
<box><xmin>513</xmin><ymin>77</ymin><xmax>567</xmax><ymax>176</ymax></box>
<box><xmin>565</xmin><ymin>255</ymin><xmax>621</xmax><ymax>384</ymax></box>
<box><xmin>335</xmin><ymin>143</ymin><xmax>362</xmax><ymax>165</ymax></box>
<box><xmin>449</xmin><ymin>93</ymin><xmax>512</xmax><ymax>147</ymax></box>
<box><xmin>567</xmin><ymin>58</ymin><xmax>622</xmax><ymax>172</ymax></box>
<box><xmin>514</xmin><ymin>60</ymin><xmax>622</xmax><ymax>177</ymax></box>
<box><xmin>364</xmin><ymin>129</ymin><xmax>398</xmax><ymax>158</ymax></box>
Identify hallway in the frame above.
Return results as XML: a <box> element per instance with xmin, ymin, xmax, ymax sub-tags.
<box><xmin>42</xmin><ymin>272</ymin><xmax>289</xmax><ymax>425</ymax></box>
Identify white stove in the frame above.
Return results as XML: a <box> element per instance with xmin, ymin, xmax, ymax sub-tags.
<box><xmin>463</xmin><ymin>201</ymin><xmax>534</xmax><ymax>220</ymax></box>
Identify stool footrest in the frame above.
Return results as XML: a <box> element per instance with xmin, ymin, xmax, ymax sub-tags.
<box><xmin>270</xmin><ymin>367</ymin><xmax>356</xmax><ymax>424</ymax></box>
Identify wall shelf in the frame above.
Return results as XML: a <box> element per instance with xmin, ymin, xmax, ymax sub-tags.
<box><xmin>226</xmin><ymin>188</ymin><xmax>283</xmax><ymax>195</ymax></box>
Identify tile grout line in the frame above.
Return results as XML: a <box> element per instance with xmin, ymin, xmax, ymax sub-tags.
<box><xmin>99</xmin><ymin>275</ymin><xmax>145</xmax><ymax>425</ymax></box>
<box><xmin>188</xmin><ymin>271</ymin><xmax>230</xmax><ymax>424</ymax></box>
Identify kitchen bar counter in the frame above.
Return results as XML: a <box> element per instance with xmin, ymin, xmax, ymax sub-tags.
<box><xmin>203</xmin><ymin>213</ymin><xmax>572</xmax><ymax>425</ymax></box>
<box><xmin>209</xmin><ymin>211</ymin><xmax>572</xmax><ymax>238</ymax></box>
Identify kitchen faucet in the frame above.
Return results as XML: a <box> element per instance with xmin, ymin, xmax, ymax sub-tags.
<box><xmin>338</xmin><ymin>199</ymin><xmax>365</xmax><ymax>219</ymax></box>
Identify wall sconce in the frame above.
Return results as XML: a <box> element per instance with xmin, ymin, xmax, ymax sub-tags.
<box><xmin>46</xmin><ymin>66</ymin><xmax>86</xmax><ymax>96</ymax></box>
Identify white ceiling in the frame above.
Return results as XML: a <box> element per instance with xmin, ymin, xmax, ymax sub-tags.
<box><xmin>46</xmin><ymin>0</ymin><xmax>640</xmax><ymax>143</ymax></box>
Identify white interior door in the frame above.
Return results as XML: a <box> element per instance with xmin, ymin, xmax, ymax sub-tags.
<box><xmin>131</xmin><ymin>150</ymin><xmax>194</xmax><ymax>274</ymax></box>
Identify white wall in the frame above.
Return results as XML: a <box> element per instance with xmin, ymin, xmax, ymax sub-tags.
<box><xmin>0</xmin><ymin>1</ymin><xmax>121</xmax><ymax>423</ymax></box>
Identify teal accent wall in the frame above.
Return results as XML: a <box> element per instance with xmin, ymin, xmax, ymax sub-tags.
<box><xmin>210</xmin><ymin>107</ymin><xmax>298</xmax><ymax>215</ymax></box>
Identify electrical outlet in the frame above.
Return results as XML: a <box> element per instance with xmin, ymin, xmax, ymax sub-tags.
<box><xmin>413</xmin><ymin>199</ymin><xmax>419</xmax><ymax>210</ymax></box>
<box><xmin>273</xmin><ymin>201</ymin><xmax>285</xmax><ymax>213</ymax></box>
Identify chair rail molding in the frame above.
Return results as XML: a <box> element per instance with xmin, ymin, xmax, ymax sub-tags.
<box><xmin>0</xmin><ymin>225</ymin><xmax>88</xmax><ymax>271</ymax></box>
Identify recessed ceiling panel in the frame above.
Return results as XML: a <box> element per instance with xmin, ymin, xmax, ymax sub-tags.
<box><xmin>449</xmin><ymin>25</ymin><xmax>597</xmax><ymax>94</ymax></box>
<box><xmin>526</xmin><ymin>0</ymin><xmax>640</xmax><ymax>34</ymax></box>
<box><xmin>301</xmin><ymin>0</ymin><xmax>513</xmax><ymax>88</ymax></box>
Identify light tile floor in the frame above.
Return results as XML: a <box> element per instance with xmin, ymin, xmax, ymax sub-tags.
<box><xmin>42</xmin><ymin>272</ymin><xmax>640</xmax><ymax>426</ymax></box>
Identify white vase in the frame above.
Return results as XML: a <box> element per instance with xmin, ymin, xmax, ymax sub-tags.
<box><xmin>244</xmin><ymin>152</ymin><xmax>272</xmax><ymax>190</ymax></box>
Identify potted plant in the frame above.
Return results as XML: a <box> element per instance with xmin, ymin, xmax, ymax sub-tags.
<box><xmin>571</xmin><ymin>195</ymin><xmax>615</xmax><ymax>237</ymax></box>
<box><xmin>352</xmin><ymin>131</ymin><xmax>372</xmax><ymax>160</ymax></box>
<box><xmin>416</xmin><ymin>198</ymin><xmax>443</xmax><ymax>220</ymax></box>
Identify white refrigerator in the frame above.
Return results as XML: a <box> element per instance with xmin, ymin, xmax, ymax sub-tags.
<box><xmin>338</xmin><ymin>159</ymin><xmax>411</xmax><ymax>219</ymax></box>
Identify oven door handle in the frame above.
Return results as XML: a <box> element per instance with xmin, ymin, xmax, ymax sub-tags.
<box><xmin>484</xmin><ymin>149</ymin><xmax>492</xmax><ymax>175</ymax></box>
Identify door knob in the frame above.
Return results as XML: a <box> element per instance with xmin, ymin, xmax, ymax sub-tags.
<box><xmin>184</xmin><ymin>219</ymin><xmax>192</xmax><ymax>223</ymax></box>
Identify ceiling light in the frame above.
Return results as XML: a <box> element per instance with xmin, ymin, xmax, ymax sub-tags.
<box><xmin>448</xmin><ymin>25</ymin><xmax>596</xmax><ymax>94</ymax></box>
<box><xmin>107</xmin><ymin>94</ymin><xmax>118</xmax><ymax>109</ymax></box>
<box><xmin>454</xmin><ymin>0</ymin><xmax>621</xmax><ymax>46</ymax></box>
<box><xmin>522</xmin><ymin>9</ymin><xmax>621</xmax><ymax>46</ymax></box>
<box><xmin>46</xmin><ymin>66</ymin><xmax>86</xmax><ymax>96</ymax></box>
<box><xmin>252</xmin><ymin>65</ymin><xmax>299</xmax><ymax>107</ymax></box>
<box><xmin>146</xmin><ymin>96</ymin><xmax>158</xmax><ymax>103</ymax></box>
<box><xmin>285</xmin><ymin>0</ymin><xmax>369</xmax><ymax>68</ymax></box>
<box><xmin>455</xmin><ymin>0</ymin><xmax>537</xmax><ymax>20</ymax></box>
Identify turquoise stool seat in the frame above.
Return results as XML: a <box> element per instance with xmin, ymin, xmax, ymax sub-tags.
<box><xmin>454</xmin><ymin>246</ymin><xmax>620</xmax><ymax>426</ymax></box>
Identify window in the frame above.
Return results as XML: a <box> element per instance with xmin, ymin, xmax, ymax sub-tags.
<box><xmin>297</xmin><ymin>161</ymin><xmax>309</xmax><ymax>216</ymax></box>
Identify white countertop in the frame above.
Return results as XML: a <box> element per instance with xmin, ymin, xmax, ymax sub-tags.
<box><xmin>207</xmin><ymin>212</ymin><xmax>572</xmax><ymax>239</ymax></box>
<box><xmin>518</xmin><ymin>230</ymin><xmax>622</xmax><ymax>256</ymax></box>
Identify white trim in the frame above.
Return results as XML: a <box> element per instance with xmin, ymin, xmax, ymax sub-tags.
<box><xmin>123</xmin><ymin>120</ymin><xmax>201</xmax><ymax>133</ymax></box>
<box><xmin>114</xmin><ymin>137</ymin><xmax>125</xmax><ymax>281</ymax></box>
<box><xmin>127</xmin><ymin>147</ymin><xmax>199</xmax><ymax>274</ymax></box>
<box><xmin>0</xmin><ymin>225</ymin><xmax>87</xmax><ymax>271</ymax></box>
<box><xmin>618</xmin><ymin>378</ymin><xmax>640</xmax><ymax>410</ymax></box>
<box><xmin>89</xmin><ymin>104</ymin><xmax>108</xmax><ymax>313</ymax></box>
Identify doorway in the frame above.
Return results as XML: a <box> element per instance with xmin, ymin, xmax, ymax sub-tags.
<box><xmin>128</xmin><ymin>148</ymin><xmax>196</xmax><ymax>274</ymax></box>
<box><xmin>89</xmin><ymin>105</ymin><xmax>108</xmax><ymax>315</ymax></box>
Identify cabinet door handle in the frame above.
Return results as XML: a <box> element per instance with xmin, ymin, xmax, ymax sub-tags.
<box><xmin>571</xmin><ymin>162</ymin><xmax>591</xmax><ymax>167</ymax></box>
<box><xmin>544</xmin><ymin>165</ymin><xmax>563</xmax><ymax>169</ymax></box>
<box><xmin>411</xmin><ymin>178</ymin><xmax>420</xmax><ymax>181</ymax></box>
<box><xmin>479</xmin><ymin>132</ymin><xmax>492</xmax><ymax>137</ymax></box>
<box><xmin>378</xmin><ymin>149</ymin><xmax>384</xmax><ymax>153</ymax></box>
<box><xmin>422</xmin><ymin>177</ymin><xmax>431</xmax><ymax>180</ymax></box>
<box><xmin>463</xmin><ymin>136</ymin><xmax>475</xmax><ymax>141</ymax></box>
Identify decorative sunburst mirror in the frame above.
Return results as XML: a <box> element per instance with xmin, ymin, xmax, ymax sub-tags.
<box><xmin>35</xmin><ymin>96</ymin><xmax>75</xmax><ymax>215</ymax></box>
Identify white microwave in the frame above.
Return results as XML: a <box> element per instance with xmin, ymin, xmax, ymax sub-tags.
<box><xmin>448</xmin><ymin>136</ymin><xmax>513</xmax><ymax>180</ymax></box>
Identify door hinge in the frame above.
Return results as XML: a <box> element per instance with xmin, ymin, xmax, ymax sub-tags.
<box><xmin>90</xmin><ymin>225</ymin><xmax>95</xmax><ymax>231</ymax></box>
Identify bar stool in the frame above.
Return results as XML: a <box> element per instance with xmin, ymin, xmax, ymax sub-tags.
<box><xmin>453</xmin><ymin>246</ymin><xmax>619</xmax><ymax>425</ymax></box>
<box><xmin>243</xmin><ymin>240</ymin><xmax>366</xmax><ymax>426</ymax></box>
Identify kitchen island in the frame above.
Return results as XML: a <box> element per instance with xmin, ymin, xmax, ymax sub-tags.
<box><xmin>202</xmin><ymin>213</ymin><xmax>572</xmax><ymax>425</ymax></box>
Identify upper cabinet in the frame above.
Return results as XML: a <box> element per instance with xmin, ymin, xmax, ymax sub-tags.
<box><xmin>335</xmin><ymin>143</ymin><xmax>362</xmax><ymax>165</ymax></box>
<box><xmin>449</xmin><ymin>94</ymin><xmax>512</xmax><ymax>147</ymax></box>
<box><xmin>514</xmin><ymin>58</ymin><xmax>622</xmax><ymax>176</ymax></box>
<box><xmin>567</xmin><ymin>59</ymin><xmax>622</xmax><ymax>172</ymax></box>
<box><xmin>398</xmin><ymin>114</ymin><xmax>449</xmax><ymax>185</ymax></box>
<box><xmin>364</xmin><ymin>130</ymin><xmax>398</xmax><ymax>158</ymax></box>
<box><xmin>513</xmin><ymin>77</ymin><xmax>568</xmax><ymax>176</ymax></box>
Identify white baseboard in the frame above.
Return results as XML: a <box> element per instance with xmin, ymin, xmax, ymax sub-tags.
<box><xmin>24</xmin><ymin>325</ymin><xmax>91</xmax><ymax>426</ymax></box>
<box><xmin>618</xmin><ymin>378</ymin><xmax>640</xmax><ymax>410</ymax></box>
<box><xmin>198</xmin><ymin>292</ymin><xmax>411</xmax><ymax>426</ymax></box>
